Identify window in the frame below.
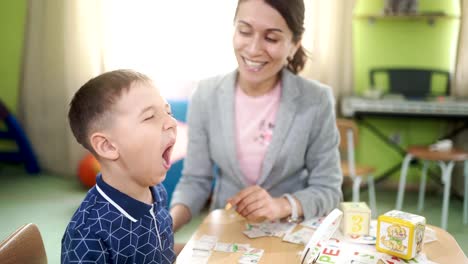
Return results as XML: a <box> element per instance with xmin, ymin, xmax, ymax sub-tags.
<box><xmin>101</xmin><ymin>0</ymin><xmax>315</xmax><ymax>99</ymax></box>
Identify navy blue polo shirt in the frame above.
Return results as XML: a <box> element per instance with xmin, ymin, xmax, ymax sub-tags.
<box><xmin>61</xmin><ymin>174</ymin><xmax>175</xmax><ymax>263</ymax></box>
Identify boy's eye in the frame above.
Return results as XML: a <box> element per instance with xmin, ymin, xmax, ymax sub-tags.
<box><xmin>167</xmin><ymin>111</ymin><xmax>173</xmax><ymax>117</ymax></box>
<box><xmin>144</xmin><ymin>115</ymin><xmax>154</xmax><ymax>121</ymax></box>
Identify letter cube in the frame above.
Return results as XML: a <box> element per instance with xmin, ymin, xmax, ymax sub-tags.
<box><xmin>376</xmin><ymin>210</ymin><xmax>426</xmax><ymax>260</ymax></box>
<box><xmin>339</xmin><ymin>202</ymin><xmax>371</xmax><ymax>236</ymax></box>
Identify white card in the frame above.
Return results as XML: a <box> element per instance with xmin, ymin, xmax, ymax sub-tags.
<box><xmin>214</xmin><ymin>242</ymin><xmax>250</xmax><ymax>252</ymax></box>
<box><xmin>238</xmin><ymin>248</ymin><xmax>264</xmax><ymax>264</ymax></box>
<box><xmin>283</xmin><ymin>227</ymin><xmax>316</xmax><ymax>245</ymax></box>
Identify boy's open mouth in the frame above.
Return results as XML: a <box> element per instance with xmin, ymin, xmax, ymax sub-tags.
<box><xmin>162</xmin><ymin>141</ymin><xmax>174</xmax><ymax>170</ymax></box>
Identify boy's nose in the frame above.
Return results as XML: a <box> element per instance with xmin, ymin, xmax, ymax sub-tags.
<box><xmin>164</xmin><ymin>115</ymin><xmax>178</xmax><ymax>131</ymax></box>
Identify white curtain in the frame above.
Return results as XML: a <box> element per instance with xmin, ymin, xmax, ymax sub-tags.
<box><xmin>301</xmin><ymin>0</ymin><xmax>356</xmax><ymax>98</ymax></box>
<box><xmin>20</xmin><ymin>0</ymin><xmax>354</xmax><ymax>176</ymax></box>
<box><xmin>453</xmin><ymin>0</ymin><xmax>468</xmax><ymax>196</ymax></box>
<box><xmin>21</xmin><ymin>0</ymin><xmax>103</xmax><ymax>176</ymax></box>
<box><xmin>100</xmin><ymin>0</ymin><xmax>238</xmax><ymax>100</ymax></box>
<box><xmin>454</xmin><ymin>0</ymin><xmax>468</xmax><ymax>97</ymax></box>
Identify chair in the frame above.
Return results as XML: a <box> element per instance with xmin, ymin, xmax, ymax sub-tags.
<box><xmin>369</xmin><ymin>68</ymin><xmax>450</xmax><ymax>98</ymax></box>
<box><xmin>337</xmin><ymin>118</ymin><xmax>377</xmax><ymax>217</ymax></box>
<box><xmin>0</xmin><ymin>223</ymin><xmax>47</xmax><ymax>264</ymax></box>
<box><xmin>396</xmin><ymin>146</ymin><xmax>468</xmax><ymax>230</ymax></box>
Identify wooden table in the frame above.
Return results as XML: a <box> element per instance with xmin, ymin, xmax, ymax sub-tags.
<box><xmin>177</xmin><ymin>209</ymin><xmax>467</xmax><ymax>264</ymax></box>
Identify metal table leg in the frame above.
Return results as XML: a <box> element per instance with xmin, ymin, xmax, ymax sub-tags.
<box><xmin>439</xmin><ymin>161</ymin><xmax>455</xmax><ymax>230</ymax></box>
<box><xmin>396</xmin><ymin>154</ymin><xmax>413</xmax><ymax>210</ymax></box>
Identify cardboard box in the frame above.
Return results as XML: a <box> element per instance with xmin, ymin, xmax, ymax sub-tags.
<box><xmin>339</xmin><ymin>202</ymin><xmax>371</xmax><ymax>235</ymax></box>
<box><xmin>376</xmin><ymin>210</ymin><xmax>426</xmax><ymax>260</ymax></box>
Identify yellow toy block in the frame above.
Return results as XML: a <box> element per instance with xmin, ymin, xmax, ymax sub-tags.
<box><xmin>376</xmin><ymin>210</ymin><xmax>426</xmax><ymax>260</ymax></box>
<box><xmin>339</xmin><ymin>202</ymin><xmax>371</xmax><ymax>236</ymax></box>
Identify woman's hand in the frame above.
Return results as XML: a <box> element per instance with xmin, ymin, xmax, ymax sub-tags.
<box><xmin>227</xmin><ymin>186</ymin><xmax>291</xmax><ymax>221</ymax></box>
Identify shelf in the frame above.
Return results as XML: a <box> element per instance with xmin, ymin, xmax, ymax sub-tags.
<box><xmin>354</xmin><ymin>14</ymin><xmax>460</xmax><ymax>20</ymax></box>
<box><xmin>354</xmin><ymin>14</ymin><xmax>460</xmax><ymax>26</ymax></box>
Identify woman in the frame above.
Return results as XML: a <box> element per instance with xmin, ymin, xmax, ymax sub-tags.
<box><xmin>170</xmin><ymin>0</ymin><xmax>342</xmax><ymax>231</ymax></box>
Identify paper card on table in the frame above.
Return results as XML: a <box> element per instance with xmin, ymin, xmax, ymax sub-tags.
<box><xmin>378</xmin><ymin>253</ymin><xmax>436</xmax><ymax>264</ymax></box>
<box><xmin>214</xmin><ymin>242</ymin><xmax>250</xmax><ymax>252</ymax></box>
<box><xmin>238</xmin><ymin>248</ymin><xmax>264</xmax><ymax>264</ymax></box>
<box><xmin>189</xmin><ymin>256</ymin><xmax>210</xmax><ymax>264</ymax></box>
<box><xmin>191</xmin><ymin>240</ymin><xmax>212</xmax><ymax>264</ymax></box>
<box><xmin>193</xmin><ymin>235</ymin><xmax>218</xmax><ymax>251</ymax></box>
<box><xmin>334</xmin><ymin>229</ymin><xmax>377</xmax><ymax>245</ymax></box>
<box><xmin>245</xmin><ymin>221</ymin><xmax>296</xmax><ymax>237</ymax></box>
<box><xmin>243</xmin><ymin>228</ymin><xmax>270</xmax><ymax>238</ymax></box>
<box><xmin>283</xmin><ymin>227</ymin><xmax>316</xmax><ymax>245</ymax></box>
<box><xmin>199</xmin><ymin>235</ymin><xmax>218</xmax><ymax>243</ymax></box>
<box><xmin>424</xmin><ymin>227</ymin><xmax>437</xmax><ymax>244</ymax></box>
<box><xmin>301</xmin><ymin>216</ymin><xmax>326</xmax><ymax>229</ymax></box>
<box><xmin>192</xmin><ymin>248</ymin><xmax>212</xmax><ymax>258</ymax></box>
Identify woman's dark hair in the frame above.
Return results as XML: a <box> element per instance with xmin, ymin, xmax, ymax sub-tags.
<box><xmin>235</xmin><ymin>0</ymin><xmax>307</xmax><ymax>74</ymax></box>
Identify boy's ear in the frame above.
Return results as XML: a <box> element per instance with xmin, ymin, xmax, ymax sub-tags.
<box><xmin>90</xmin><ymin>132</ymin><xmax>119</xmax><ymax>161</ymax></box>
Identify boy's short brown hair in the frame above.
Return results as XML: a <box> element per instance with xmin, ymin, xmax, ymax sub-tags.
<box><xmin>68</xmin><ymin>69</ymin><xmax>152</xmax><ymax>154</ymax></box>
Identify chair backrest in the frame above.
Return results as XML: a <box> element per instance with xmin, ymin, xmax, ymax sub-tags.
<box><xmin>337</xmin><ymin>118</ymin><xmax>358</xmax><ymax>152</ymax></box>
<box><xmin>0</xmin><ymin>223</ymin><xmax>47</xmax><ymax>264</ymax></box>
<box><xmin>369</xmin><ymin>68</ymin><xmax>450</xmax><ymax>98</ymax></box>
<box><xmin>337</xmin><ymin>118</ymin><xmax>358</xmax><ymax>177</ymax></box>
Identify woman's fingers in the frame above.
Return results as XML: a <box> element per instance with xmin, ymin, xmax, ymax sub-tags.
<box><xmin>228</xmin><ymin>185</ymin><xmax>262</xmax><ymax>208</ymax></box>
<box><xmin>227</xmin><ymin>186</ymin><xmax>283</xmax><ymax>221</ymax></box>
<box><xmin>239</xmin><ymin>197</ymin><xmax>264</xmax><ymax>216</ymax></box>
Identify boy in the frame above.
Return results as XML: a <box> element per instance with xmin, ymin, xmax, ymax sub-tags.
<box><xmin>62</xmin><ymin>70</ymin><xmax>177</xmax><ymax>263</ymax></box>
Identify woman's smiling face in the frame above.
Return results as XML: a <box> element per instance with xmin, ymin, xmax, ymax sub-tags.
<box><xmin>233</xmin><ymin>0</ymin><xmax>300</xmax><ymax>93</ymax></box>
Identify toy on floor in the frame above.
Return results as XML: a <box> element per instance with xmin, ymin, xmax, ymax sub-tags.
<box><xmin>0</xmin><ymin>99</ymin><xmax>40</xmax><ymax>173</ymax></box>
<box><xmin>77</xmin><ymin>153</ymin><xmax>100</xmax><ymax>188</ymax></box>
<box><xmin>376</xmin><ymin>210</ymin><xmax>426</xmax><ymax>260</ymax></box>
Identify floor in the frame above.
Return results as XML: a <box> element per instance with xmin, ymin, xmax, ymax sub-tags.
<box><xmin>0</xmin><ymin>165</ymin><xmax>467</xmax><ymax>263</ymax></box>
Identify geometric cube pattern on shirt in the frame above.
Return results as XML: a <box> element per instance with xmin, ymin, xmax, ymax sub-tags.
<box><xmin>61</xmin><ymin>176</ymin><xmax>175</xmax><ymax>264</ymax></box>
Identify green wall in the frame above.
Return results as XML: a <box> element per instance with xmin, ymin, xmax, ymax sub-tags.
<box><xmin>352</xmin><ymin>0</ymin><xmax>461</xmax><ymax>184</ymax></box>
<box><xmin>0</xmin><ymin>1</ymin><xmax>27</xmax><ymax>114</ymax></box>
<box><xmin>354</xmin><ymin>19</ymin><xmax>460</xmax><ymax>96</ymax></box>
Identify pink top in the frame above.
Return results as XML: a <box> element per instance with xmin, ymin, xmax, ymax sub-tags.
<box><xmin>235</xmin><ymin>82</ymin><xmax>281</xmax><ymax>185</ymax></box>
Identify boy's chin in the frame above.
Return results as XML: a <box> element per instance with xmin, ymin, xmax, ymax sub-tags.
<box><xmin>151</xmin><ymin>173</ymin><xmax>166</xmax><ymax>185</ymax></box>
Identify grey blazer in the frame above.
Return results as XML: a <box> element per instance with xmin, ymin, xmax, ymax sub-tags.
<box><xmin>170</xmin><ymin>69</ymin><xmax>343</xmax><ymax>220</ymax></box>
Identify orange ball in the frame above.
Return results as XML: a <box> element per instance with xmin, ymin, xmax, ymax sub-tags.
<box><xmin>77</xmin><ymin>153</ymin><xmax>101</xmax><ymax>188</ymax></box>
